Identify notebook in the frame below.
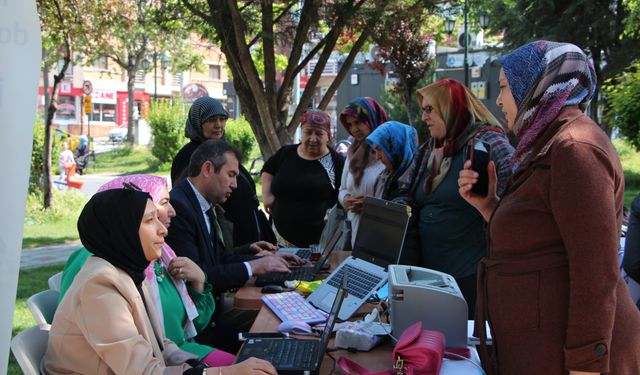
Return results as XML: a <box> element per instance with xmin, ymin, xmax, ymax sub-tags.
<box><xmin>307</xmin><ymin>197</ymin><xmax>410</xmax><ymax>321</ymax></box>
<box><xmin>235</xmin><ymin>281</ymin><xmax>346</xmax><ymax>375</ymax></box>
<box><xmin>255</xmin><ymin>228</ymin><xmax>342</xmax><ymax>287</ymax></box>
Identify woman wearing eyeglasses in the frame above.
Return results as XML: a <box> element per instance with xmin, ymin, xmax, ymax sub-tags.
<box><xmin>262</xmin><ymin>110</ymin><xmax>344</xmax><ymax>248</ymax></box>
<box><xmin>394</xmin><ymin>79</ymin><xmax>514</xmax><ymax>318</ymax></box>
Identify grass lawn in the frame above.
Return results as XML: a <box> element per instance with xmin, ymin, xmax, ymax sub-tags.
<box><xmin>9</xmin><ymin>264</ymin><xmax>65</xmax><ymax>375</ymax></box>
<box><xmin>22</xmin><ymin>190</ymin><xmax>87</xmax><ymax>248</ymax></box>
<box><xmin>614</xmin><ymin>140</ymin><xmax>640</xmax><ymax>207</ymax></box>
<box><xmin>92</xmin><ymin>145</ymin><xmax>171</xmax><ymax>175</ymax></box>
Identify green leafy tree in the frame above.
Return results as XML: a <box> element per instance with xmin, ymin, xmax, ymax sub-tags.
<box><xmin>224</xmin><ymin>116</ymin><xmax>257</xmax><ymax>162</ymax></box>
<box><xmin>74</xmin><ymin>0</ymin><xmax>201</xmax><ymax>145</ymax></box>
<box><xmin>482</xmin><ymin>0</ymin><xmax>640</xmax><ymax>129</ymax></box>
<box><xmin>165</xmin><ymin>0</ymin><xmax>436</xmax><ymax>159</ymax></box>
<box><xmin>148</xmin><ymin>99</ymin><xmax>188</xmax><ymax>164</ymax></box>
<box><xmin>37</xmin><ymin>0</ymin><xmax>85</xmax><ymax>208</ymax></box>
<box><xmin>371</xmin><ymin>3</ymin><xmax>440</xmax><ymax>125</ymax></box>
<box><xmin>604</xmin><ymin>62</ymin><xmax>640</xmax><ymax>149</ymax></box>
<box><xmin>380</xmin><ymin>75</ymin><xmax>434</xmax><ymax>143</ymax></box>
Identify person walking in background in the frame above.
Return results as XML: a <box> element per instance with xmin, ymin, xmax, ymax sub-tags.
<box><xmin>459</xmin><ymin>40</ymin><xmax>640</xmax><ymax>374</ymax></box>
<box><xmin>171</xmin><ymin>96</ymin><xmax>276</xmax><ymax>248</ymax></box>
<box><xmin>57</xmin><ymin>141</ymin><xmax>75</xmax><ymax>180</ymax></box>
<box><xmin>337</xmin><ymin>97</ymin><xmax>389</xmax><ymax>247</ymax></box>
<box><xmin>394</xmin><ymin>79</ymin><xmax>514</xmax><ymax>318</ymax></box>
<box><xmin>365</xmin><ymin>121</ymin><xmax>419</xmax><ymax>200</ymax></box>
<box><xmin>262</xmin><ymin>109</ymin><xmax>344</xmax><ymax>247</ymax></box>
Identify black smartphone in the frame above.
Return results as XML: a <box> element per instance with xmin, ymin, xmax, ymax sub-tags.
<box><xmin>238</xmin><ymin>332</ymin><xmax>289</xmax><ymax>341</ymax></box>
<box><xmin>470</xmin><ymin>141</ymin><xmax>491</xmax><ymax>197</ymax></box>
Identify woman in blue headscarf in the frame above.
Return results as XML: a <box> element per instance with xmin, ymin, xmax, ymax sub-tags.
<box><xmin>459</xmin><ymin>41</ymin><xmax>640</xmax><ymax>375</ymax></box>
<box><xmin>365</xmin><ymin>121</ymin><xmax>418</xmax><ymax>200</ymax></box>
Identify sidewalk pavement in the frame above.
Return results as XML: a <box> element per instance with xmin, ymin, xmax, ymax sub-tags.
<box><xmin>20</xmin><ymin>242</ymin><xmax>82</xmax><ymax>270</ymax></box>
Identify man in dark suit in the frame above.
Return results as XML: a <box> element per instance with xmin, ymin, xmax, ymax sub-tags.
<box><xmin>166</xmin><ymin>139</ymin><xmax>300</xmax><ymax>351</ymax></box>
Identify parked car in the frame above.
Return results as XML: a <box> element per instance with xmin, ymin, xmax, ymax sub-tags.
<box><xmin>108</xmin><ymin>127</ymin><xmax>128</xmax><ymax>143</ymax></box>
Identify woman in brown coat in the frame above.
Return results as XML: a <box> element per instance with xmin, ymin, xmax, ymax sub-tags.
<box><xmin>459</xmin><ymin>41</ymin><xmax>640</xmax><ymax>374</ymax></box>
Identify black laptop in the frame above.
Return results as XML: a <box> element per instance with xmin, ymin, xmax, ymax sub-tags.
<box><xmin>255</xmin><ymin>228</ymin><xmax>342</xmax><ymax>287</ymax></box>
<box><xmin>235</xmin><ymin>280</ymin><xmax>346</xmax><ymax>374</ymax></box>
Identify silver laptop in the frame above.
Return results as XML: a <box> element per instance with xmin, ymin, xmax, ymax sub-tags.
<box><xmin>307</xmin><ymin>197</ymin><xmax>410</xmax><ymax>321</ymax></box>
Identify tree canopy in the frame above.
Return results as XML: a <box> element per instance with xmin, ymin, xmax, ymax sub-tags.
<box><xmin>166</xmin><ymin>0</ymin><xmax>436</xmax><ymax>158</ymax></box>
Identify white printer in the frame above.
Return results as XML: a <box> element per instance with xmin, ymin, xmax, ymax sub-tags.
<box><xmin>388</xmin><ymin>265</ymin><xmax>468</xmax><ymax>348</ymax></box>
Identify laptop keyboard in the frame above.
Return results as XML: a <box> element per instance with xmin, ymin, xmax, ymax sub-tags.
<box><xmin>295</xmin><ymin>248</ymin><xmax>312</xmax><ymax>259</ymax></box>
<box><xmin>262</xmin><ymin>292</ymin><xmax>327</xmax><ymax>324</ymax></box>
<box><xmin>327</xmin><ymin>264</ymin><xmax>382</xmax><ymax>299</ymax></box>
<box><xmin>255</xmin><ymin>266</ymin><xmax>315</xmax><ymax>286</ymax></box>
<box><xmin>268</xmin><ymin>339</ymin><xmax>318</xmax><ymax>368</ymax></box>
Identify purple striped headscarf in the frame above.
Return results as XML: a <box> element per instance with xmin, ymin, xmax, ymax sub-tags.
<box><xmin>500</xmin><ymin>41</ymin><xmax>596</xmax><ymax>170</ymax></box>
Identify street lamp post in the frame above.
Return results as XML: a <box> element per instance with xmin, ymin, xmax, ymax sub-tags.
<box><xmin>443</xmin><ymin>7</ymin><xmax>489</xmax><ymax>88</ymax></box>
<box><xmin>463</xmin><ymin>0</ymin><xmax>469</xmax><ymax>87</ymax></box>
<box><xmin>143</xmin><ymin>51</ymin><xmax>169</xmax><ymax>100</ymax></box>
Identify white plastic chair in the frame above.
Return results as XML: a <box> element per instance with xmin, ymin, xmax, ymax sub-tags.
<box><xmin>48</xmin><ymin>272</ymin><xmax>63</xmax><ymax>293</ymax></box>
<box><xmin>26</xmin><ymin>289</ymin><xmax>59</xmax><ymax>329</ymax></box>
<box><xmin>10</xmin><ymin>326</ymin><xmax>49</xmax><ymax>375</ymax></box>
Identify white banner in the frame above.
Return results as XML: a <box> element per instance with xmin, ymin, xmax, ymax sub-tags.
<box><xmin>0</xmin><ymin>1</ymin><xmax>41</xmax><ymax>372</ymax></box>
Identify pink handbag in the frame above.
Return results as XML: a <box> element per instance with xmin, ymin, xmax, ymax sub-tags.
<box><xmin>337</xmin><ymin>321</ymin><xmax>445</xmax><ymax>375</ymax></box>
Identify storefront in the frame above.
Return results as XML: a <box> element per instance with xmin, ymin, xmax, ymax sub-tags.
<box><xmin>116</xmin><ymin>91</ymin><xmax>150</xmax><ymax>126</ymax></box>
<box><xmin>38</xmin><ymin>82</ymin><xmax>83</xmax><ymax>124</ymax></box>
<box><xmin>89</xmin><ymin>89</ymin><xmax>117</xmax><ymax>123</ymax></box>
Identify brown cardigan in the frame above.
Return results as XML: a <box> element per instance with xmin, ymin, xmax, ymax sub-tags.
<box><xmin>477</xmin><ymin>107</ymin><xmax>640</xmax><ymax>374</ymax></box>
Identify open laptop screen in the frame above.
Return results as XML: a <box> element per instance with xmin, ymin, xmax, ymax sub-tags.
<box><xmin>352</xmin><ymin>197</ymin><xmax>411</xmax><ymax>268</ymax></box>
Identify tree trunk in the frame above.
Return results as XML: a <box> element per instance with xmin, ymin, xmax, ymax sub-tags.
<box><xmin>43</xmin><ymin>52</ymin><xmax>69</xmax><ymax>208</ymax></box>
<box><xmin>126</xmin><ymin>65</ymin><xmax>137</xmax><ymax>145</ymax></box>
<box><xmin>403</xmin><ymin>82</ymin><xmax>415</xmax><ymax>126</ymax></box>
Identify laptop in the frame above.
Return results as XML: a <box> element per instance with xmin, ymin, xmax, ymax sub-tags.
<box><xmin>255</xmin><ymin>228</ymin><xmax>342</xmax><ymax>287</ymax></box>
<box><xmin>235</xmin><ymin>280</ymin><xmax>347</xmax><ymax>374</ymax></box>
<box><xmin>307</xmin><ymin>197</ymin><xmax>410</xmax><ymax>321</ymax></box>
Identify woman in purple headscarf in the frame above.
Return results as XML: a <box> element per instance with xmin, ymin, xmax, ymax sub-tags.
<box><xmin>337</xmin><ymin>98</ymin><xmax>389</xmax><ymax>247</ymax></box>
<box><xmin>262</xmin><ymin>109</ymin><xmax>344</xmax><ymax>247</ymax></box>
<box><xmin>459</xmin><ymin>41</ymin><xmax>640</xmax><ymax>374</ymax></box>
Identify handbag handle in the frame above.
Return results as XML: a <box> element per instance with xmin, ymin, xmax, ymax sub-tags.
<box><xmin>337</xmin><ymin>357</ymin><xmax>396</xmax><ymax>375</ymax></box>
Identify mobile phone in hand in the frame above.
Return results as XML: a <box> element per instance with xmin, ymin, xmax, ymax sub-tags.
<box><xmin>470</xmin><ymin>141</ymin><xmax>491</xmax><ymax>197</ymax></box>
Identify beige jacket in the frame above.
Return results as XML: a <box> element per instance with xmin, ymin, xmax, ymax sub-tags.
<box><xmin>42</xmin><ymin>256</ymin><xmax>196</xmax><ymax>375</ymax></box>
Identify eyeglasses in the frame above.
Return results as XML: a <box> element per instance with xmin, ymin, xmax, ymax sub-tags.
<box><xmin>422</xmin><ymin>105</ymin><xmax>434</xmax><ymax>114</ymax></box>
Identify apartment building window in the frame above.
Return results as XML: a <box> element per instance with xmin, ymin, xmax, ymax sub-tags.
<box><xmin>135</xmin><ymin>70</ymin><xmax>146</xmax><ymax>83</ymax></box>
<box><xmin>92</xmin><ymin>56</ymin><xmax>108</xmax><ymax>70</ymax></box>
<box><xmin>209</xmin><ymin>64</ymin><xmax>221</xmax><ymax>80</ymax></box>
<box><xmin>53</xmin><ymin>96</ymin><xmax>77</xmax><ymax>121</ymax></box>
<box><xmin>89</xmin><ymin>103</ymin><xmax>117</xmax><ymax>122</ymax></box>
<box><xmin>172</xmin><ymin>73</ymin><xmax>183</xmax><ymax>87</ymax></box>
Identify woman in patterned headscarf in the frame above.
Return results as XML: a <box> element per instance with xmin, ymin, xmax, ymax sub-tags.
<box><xmin>262</xmin><ymin>109</ymin><xmax>344</xmax><ymax>247</ymax></box>
<box><xmin>394</xmin><ymin>78</ymin><xmax>514</xmax><ymax>318</ymax></box>
<box><xmin>171</xmin><ymin>96</ymin><xmax>277</xmax><ymax>251</ymax></box>
<box><xmin>365</xmin><ymin>121</ymin><xmax>418</xmax><ymax>200</ymax></box>
<box><xmin>459</xmin><ymin>41</ymin><xmax>640</xmax><ymax>375</ymax></box>
<box><xmin>337</xmin><ymin>97</ymin><xmax>389</xmax><ymax>247</ymax></box>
